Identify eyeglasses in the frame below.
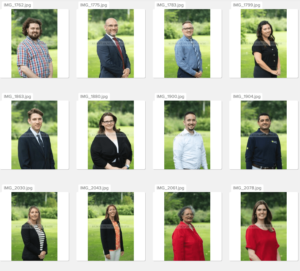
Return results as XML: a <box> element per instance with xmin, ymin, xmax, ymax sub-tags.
<box><xmin>183</xmin><ymin>27</ymin><xmax>194</xmax><ymax>31</ymax></box>
<box><xmin>102</xmin><ymin>120</ymin><xmax>115</xmax><ymax>124</ymax></box>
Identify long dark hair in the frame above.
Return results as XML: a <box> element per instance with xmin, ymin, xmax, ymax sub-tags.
<box><xmin>256</xmin><ymin>21</ymin><xmax>275</xmax><ymax>45</ymax></box>
<box><xmin>251</xmin><ymin>200</ymin><xmax>274</xmax><ymax>232</ymax></box>
<box><xmin>97</xmin><ymin>112</ymin><xmax>120</xmax><ymax>134</ymax></box>
<box><xmin>105</xmin><ymin>204</ymin><xmax>120</xmax><ymax>222</ymax></box>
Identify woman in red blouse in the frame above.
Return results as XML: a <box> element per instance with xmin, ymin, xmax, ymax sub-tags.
<box><xmin>245</xmin><ymin>200</ymin><xmax>281</xmax><ymax>261</ymax></box>
<box><xmin>172</xmin><ymin>206</ymin><xmax>205</xmax><ymax>261</ymax></box>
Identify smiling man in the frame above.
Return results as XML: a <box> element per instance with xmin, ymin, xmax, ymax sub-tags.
<box><xmin>173</xmin><ymin>112</ymin><xmax>208</xmax><ymax>170</ymax></box>
<box><xmin>18</xmin><ymin>108</ymin><xmax>55</xmax><ymax>169</ymax></box>
<box><xmin>175</xmin><ymin>20</ymin><xmax>203</xmax><ymax>78</ymax></box>
<box><xmin>97</xmin><ymin>18</ymin><xmax>131</xmax><ymax>78</ymax></box>
<box><xmin>245</xmin><ymin>113</ymin><xmax>282</xmax><ymax>169</ymax></box>
<box><xmin>17</xmin><ymin>18</ymin><xmax>53</xmax><ymax>78</ymax></box>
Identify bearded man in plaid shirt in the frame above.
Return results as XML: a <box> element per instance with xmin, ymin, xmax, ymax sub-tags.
<box><xmin>17</xmin><ymin>18</ymin><xmax>53</xmax><ymax>78</ymax></box>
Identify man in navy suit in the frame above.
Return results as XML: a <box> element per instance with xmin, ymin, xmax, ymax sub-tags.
<box><xmin>18</xmin><ymin>108</ymin><xmax>55</xmax><ymax>169</ymax></box>
<box><xmin>97</xmin><ymin>18</ymin><xmax>131</xmax><ymax>78</ymax></box>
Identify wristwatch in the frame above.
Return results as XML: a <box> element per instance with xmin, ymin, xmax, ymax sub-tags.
<box><xmin>125</xmin><ymin>165</ymin><xmax>130</xmax><ymax>169</ymax></box>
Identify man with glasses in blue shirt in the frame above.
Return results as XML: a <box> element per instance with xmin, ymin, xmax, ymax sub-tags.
<box><xmin>245</xmin><ymin>113</ymin><xmax>282</xmax><ymax>170</ymax></box>
<box><xmin>175</xmin><ymin>21</ymin><xmax>203</xmax><ymax>78</ymax></box>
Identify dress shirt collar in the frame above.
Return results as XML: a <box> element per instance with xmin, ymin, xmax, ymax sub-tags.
<box><xmin>256</xmin><ymin>128</ymin><xmax>272</xmax><ymax>135</ymax></box>
<box><xmin>30</xmin><ymin>127</ymin><xmax>41</xmax><ymax>138</ymax></box>
<box><xmin>183</xmin><ymin>128</ymin><xmax>196</xmax><ymax>136</ymax></box>
<box><xmin>182</xmin><ymin>35</ymin><xmax>193</xmax><ymax>42</ymax></box>
<box><xmin>106</xmin><ymin>33</ymin><xmax>117</xmax><ymax>40</ymax></box>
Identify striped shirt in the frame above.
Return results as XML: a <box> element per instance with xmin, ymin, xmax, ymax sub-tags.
<box><xmin>33</xmin><ymin>224</ymin><xmax>45</xmax><ymax>251</ymax></box>
<box><xmin>17</xmin><ymin>36</ymin><xmax>52</xmax><ymax>78</ymax></box>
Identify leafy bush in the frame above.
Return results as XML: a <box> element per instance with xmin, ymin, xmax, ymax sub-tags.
<box><xmin>194</xmin><ymin>210</ymin><xmax>210</xmax><ymax>222</ymax></box>
<box><xmin>241</xmin><ymin>17</ymin><xmax>287</xmax><ymax>35</ymax></box>
<box><xmin>164</xmin><ymin>117</ymin><xmax>210</xmax><ymax>134</ymax></box>
<box><xmin>193</xmin><ymin>22</ymin><xmax>210</xmax><ymax>35</ymax></box>
<box><xmin>123</xmin><ymin>195</ymin><xmax>133</xmax><ymax>205</ymax></box>
<box><xmin>165</xmin><ymin>210</ymin><xmax>180</xmax><ymax>225</ymax></box>
<box><xmin>116</xmin><ymin>205</ymin><xmax>134</xmax><ymax>215</ymax></box>
<box><xmin>164</xmin><ymin>23</ymin><xmax>181</xmax><ymax>39</ymax></box>
<box><xmin>88</xmin><ymin>205</ymin><xmax>133</xmax><ymax>218</ymax></box>
<box><xmin>164</xmin><ymin>209</ymin><xmax>210</xmax><ymax>225</ymax></box>
<box><xmin>88</xmin><ymin>111</ymin><xmax>134</xmax><ymax>128</ymax></box>
<box><xmin>46</xmin><ymin>198</ymin><xmax>57</xmax><ymax>208</ymax></box>
<box><xmin>11</xmin><ymin>207</ymin><xmax>57</xmax><ymax>220</ymax></box>
<box><xmin>241</xmin><ymin>119</ymin><xmax>286</xmax><ymax>136</ymax></box>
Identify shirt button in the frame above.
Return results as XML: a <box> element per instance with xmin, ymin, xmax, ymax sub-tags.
<box><xmin>272</xmin><ymin>49</ymin><xmax>273</xmax><ymax>50</ymax></box>
<box><xmin>273</xmin><ymin>54</ymin><xmax>275</xmax><ymax>56</ymax></box>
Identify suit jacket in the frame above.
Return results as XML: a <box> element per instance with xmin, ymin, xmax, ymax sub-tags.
<box><xmin>90</xmin><ymin>131</ymin><xmax>132</xmax><ymax>169</ymax></box>
<box><xmin>21</xmin><ymin>223</ymin><xmax>48</xmax><ymax>261</ymax></box>
<box><xmin>97</xmin><ymin>34</ymin><xmax>131</xmax><ymax>78</ymax></box>
<box><xmin>18</xmin><ymin>128</ymin><xmax>55</xmax><ymax>169</ymax></box>
<box><xmin>100</xmin><ymin>218</ymin><xmax>124</xmax><ymax>255</ymax></box>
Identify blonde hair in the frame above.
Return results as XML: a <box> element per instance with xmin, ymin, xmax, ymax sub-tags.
<box><xmin>27</xmin><ymin>206</ymin><xmax>42</xmax><ymax>230</ymax></box>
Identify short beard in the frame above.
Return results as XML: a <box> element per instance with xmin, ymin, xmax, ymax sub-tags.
<box><xmin>28</xmin><ymin>33</ymin><xmax>40</xmax><ymax>40</ymax></box>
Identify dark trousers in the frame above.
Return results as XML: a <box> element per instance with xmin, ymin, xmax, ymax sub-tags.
<box><xmin>177</xmin><ymin>68</ymin><xmax>198</xmax><ymax>78</ymax></box>
<box><xmin>253</xmin><ymin>66</ymin><xmax>277</xmax><ymax>78</ymax></box>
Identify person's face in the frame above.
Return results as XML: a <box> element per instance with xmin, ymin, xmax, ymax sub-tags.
<box><xmin>102</xmin><ymin>116</ymin><xmax>115</xmax><ymax>130</ymax></box>
<box><xmin>261</xmin><ymin>24</ymin><xmax>272</xmax><ymax>39</ymax></box>
<box><xmin>184</xmin><ymin>114</ymin><xmax>197</xmax><ymax>132</ymax></box>
<box><xmin>256</xmin><ymin>204</ymin><xmax>267</xmax><ymax>221</ymax></box>
<box><xmin>105</xmin><ymin>19</ymin><xmax>118</xmax><ymax>37</ymax></box>
<box><xmin>28</xmin><ymin>113</ymin><xmax>43</xmax><ymax>132</ymax></box>
<box><xmin>27</xmin><ymin>23</ymin><xmax>41</xmax><ymax>40</ymax></box>
<box><xmin>182</xmin><ymin>208</ymin><xmax>194</xmax><ymax>224</ymax></box>
<box><xmin>182</xmin><ymin>23</ymin><xmax>194</xmax><ymax>38</ymax></box>
<box><xmin>29</xmin><ymin>208</ymin><xmax>39</xmax><ymax>222</ymax></box>
<box><xmin>108</xmin><ymin>206</ymin><xmax>116</xmax><ymax>218</ymax></box>
<box><xmin>258</xmin><ymin>115</ymin><xmax>271</xmax><ymax>130</ymax></box>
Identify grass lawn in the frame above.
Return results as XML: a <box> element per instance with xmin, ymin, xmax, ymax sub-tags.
<box><xmin>12</xmin><ymin>218</ymin><xmax>57</xmax><ymax>261</ymax></box>
<box><xmin>241</xmin><ymin>32</ymin><xmax>286</xmax><ymax>78</ymax></box>
<box><xmin>241</xmin><ymin>221</ymin><xmax>286</xmax><ymax>261</ymax></box>
<box><xmin>88</xmin><ymin>215</ymin><xmax>134</xmax><ymax>261</ymax></box>
<box><xmin>164</xmin><ymin>35</ymin><xmax>210</xmax><ymax>78</ymax></box>
<box><xmin>11</xmin><ymin>49</ymin><xmax>58</xmax><ymax>78</ymax></box>
<box><xmin>164</xmin><ymin>222</ymin><xmax>210</xmax><ymax>261</ymax></box>
<box><xmin>164</xmin><ymin>131</ymin><xmax>210</xmax><ymax>169</ymax></box>
<box><xmin>11</xmin><ymin>136</ymin><xmax>58</xmax><ymax>169</ymax></box>
<box><xmin>88</xmin><ymin>36</ymin><xmax>134</xmax><ymax>78</ymax></box>
<box><xmin>241</xmin><ymin>133</ymin><xmax>286</xmax><ymax>169</ymax></box>
<box><xmin>88</xmin><ymin>127</ymin><xmax>134</xmax><ymax>169</ymax></box>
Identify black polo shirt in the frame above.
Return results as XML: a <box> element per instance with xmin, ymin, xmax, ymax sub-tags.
<box><xmin>252</xmin><ymin>39</ymin><xmax>278</xmax><ymax>70</ymax></box>
<box><xmin>245</xmin><ymin>128</ymin><xmax>282</xmax><ymax>169</ymax></box>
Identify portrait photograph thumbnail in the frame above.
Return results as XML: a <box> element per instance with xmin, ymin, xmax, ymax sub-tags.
<box><xmin>0</xmin><ymin>9</ymin><xmax>69</xmax><ymax>78</ymax></box>
<box><xmin>77</xmin><ymin>191</ymin><xmax>145</xmax><ymax>261</ymax></box>
<box><xmin>77</xmin><ymin>9</ymin><xmax>145</xmax><ymax>78</ymax></box>
<box><xmin>0</xmin><ymin>191</ymin><xmax>69</xmax><ymax>261</ymax></box>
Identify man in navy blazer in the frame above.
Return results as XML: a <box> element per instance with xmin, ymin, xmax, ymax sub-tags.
<box><xmin>97</xmin><ymin>18</ymin><xmax>131</xmax><ymax>78</ymax></box>
<box><xmin>18</xmin><ymin>108</ymin><xmax>55</xmax><ymax>169</ymax></box>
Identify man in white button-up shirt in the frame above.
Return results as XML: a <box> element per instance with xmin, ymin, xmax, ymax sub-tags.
<box><xmin>173</xmin><ymin>112</ymin><xmax>208</xmax><ymax>170</ymax></box>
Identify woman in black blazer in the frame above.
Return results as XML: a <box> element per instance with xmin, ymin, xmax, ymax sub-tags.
<box><xmin>100</xmin><ymin>205</ymin><xmax>124</xmax><ymax>261</ymax></box>
<box><xmin>21</xmin><ymin>206</ymin><xmax>47</xmax><ymax>261</ymax></box>
<box><xmin>90</xmin><ymin>112</ymin><xmax>132</xmax><ymax>169</ymax></box>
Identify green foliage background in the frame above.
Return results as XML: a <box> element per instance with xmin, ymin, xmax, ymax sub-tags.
<box><xmin>164</xmin><ymin>101</ymin><xmax>210</xmax><ymax>169</ymax></box>
<box><xmin>241</xmin><ymin>9</ymin><xmax>287</xmax><ymax>78</ymax></box>
<box><xmin>164</xmin><ymin>192</ymin><xmax>210</xmax><ymax>261</ymax></box>
<box><xmin>11</xmin><ymin>192</ymin><xmax>58</xmax><ymax>261</ymax></box>
<box><xmin>88</xmin><ymin>192</ymin><xmax>134</xmax><ymax>261</ymax></box>
<box><xmin>241</xmin><ymin>192</ymin><xmax>286</xmax><ymax>261</ymax></box>
<box><xmin>88</xmin><ymin>101</ymin><xmax>134</xmax><ymax>169</ymax></box>
<box><xmin>241</xmin><ymin>101</ymin><xmax>287</xmax><ymax>169</ymax></box>
<box><xmin>11</xmin><ymin>9</ymin><xmax>57</xmax><ymax>78</ymax></box>
<box><xmin>11</xmin><ymin>101</ymin><xmax>58</xmax><ymax>169</ymax></box>
<box><xmin>88</xmin><ymin>9</ymin><xmax>134</xmax><ymax>78</ymax></box>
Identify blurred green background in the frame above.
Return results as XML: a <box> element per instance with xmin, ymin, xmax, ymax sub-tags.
<box><xmin>241</xmin><ymin>101</ymin><xmax>287</xmax><ymax>169</ymax></box>
<box><xmin>11</xmin><ymin>101</ymin><xmax>57</xmax><ymax>169</ymax></box>
<box><xmin>164</xmin><ymin>101</ymin><xmax>210</xmax><ymax>169</ymax></box>
<box><xmin>241</xmin><ymin>192</ymin><xmax>286</xmax><ymax>261</ymax></box>
<box><xmin>11</xmin><ymin>192</ymin><xmax>58</xmax><ymax>261</ymax></box>
<box><xmin>88</xmin><ymin>9</ymin><xmax>134</xmax><ymax>78</ymax></box>
<box><xmin>88</xmin><ymin>101</ymin><xmax>134</xmax><ymax>169</ymax></box>
<box><xmin>164</xmin><ymin>192</ymin><xmax>210</xmax><ymax>261</ymax></box>
<box><xmin>88</xmin><ymin>192</ymin><xmax>134</xmax><ymax>261</ymax></box>
<box><xmin>241</xmin><ymin>9</ymin><xmax>287</xmax><ymax>78</ymax></box>
<box><xmin>164</xmin><ymin>9</ymin><xmax>210</xmax><ymax>78</ymax></box>
<box><xmin>11</xmin><ymin>9</ymin><xmax>57</xmax><ymax>78</ymax></box>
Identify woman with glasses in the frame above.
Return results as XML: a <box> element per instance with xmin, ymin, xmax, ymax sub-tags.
<box><xmin>172</xmin><ymin>206</ymin><xmax>205</xmax><ymax>261</ymax></box>
<box><xmin>90</xmin><ymin>112</ymin><xmax>132</xmax><ymax>169</ymax></box>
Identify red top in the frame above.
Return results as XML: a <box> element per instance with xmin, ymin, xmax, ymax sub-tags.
<box><xmin>245</xmin><ymin>224</ymin><xmax>280</xmax><ymax>261</ymax></box>
<box><xmin>172</xmin><ymin>221</ymin><xmax>205</xmax><ymax>261</ymax></box>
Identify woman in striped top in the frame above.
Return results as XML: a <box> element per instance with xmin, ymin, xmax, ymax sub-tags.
<box><xmin>21</xmin><ymin>206</ymin><xmax>48</xmax><ymax>261</ymax></box>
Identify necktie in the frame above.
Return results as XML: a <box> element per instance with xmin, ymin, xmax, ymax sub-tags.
<box><xmin>113</xmin><ymin>37</ymin><xmax>125</xmax><ymax>70</ymax></box>
<box><xmin>36</xmin><ymin>134</ymin><xmax>44</xmax><ymax>152</ymax></box>
<box><xmin>190</xmin><ymin>39</ymin><xmax>201</xmax><ymax>71</ymax></box>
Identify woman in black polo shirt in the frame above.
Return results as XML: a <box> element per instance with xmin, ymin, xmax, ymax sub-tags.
<box><xmin>90</xmin><ymin>112</ymin><xmax>132</xmax><ymax>169</ymax></box>
<box><xmin>252</xmin><ymin>21</ymin><xmax>281</xmax><ymax>78</ymax></box>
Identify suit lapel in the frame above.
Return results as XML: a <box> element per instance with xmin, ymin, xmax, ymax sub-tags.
<box><xmin>105</xmin><ymin>34</ymin><xmax>122</xmax><ymax>60</ymax></box>
<box><xmin>27</xmin><ymin>129</ymin><xmax>45</xmax><ymax>158</ymax></box>
<box><xmin>41</xmin><ymin>132</ymin><xmax>48</xmax><ymax>159</ymax></box>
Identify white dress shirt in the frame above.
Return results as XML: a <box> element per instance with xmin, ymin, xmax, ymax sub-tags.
<box><xmin>173</xmin><ymin>129</ymin><xmax>208</xmax><ymax>170</ymax></box>
<box><xmin>30</xmin><ymin>127</ymin><xmax>43</xmax><ymax>143</ymax></box>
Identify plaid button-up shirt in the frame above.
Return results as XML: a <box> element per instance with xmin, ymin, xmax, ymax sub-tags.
<box><xmin>17</xmin><ymin>36</ymin><xmax>52</xmax><ymax>78</ymax></box>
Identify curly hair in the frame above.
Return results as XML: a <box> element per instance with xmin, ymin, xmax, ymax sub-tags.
<box><xmin>22</xmin><ymin>18</ymin><xmax>42</xmax><ymax>36</ymax></box>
